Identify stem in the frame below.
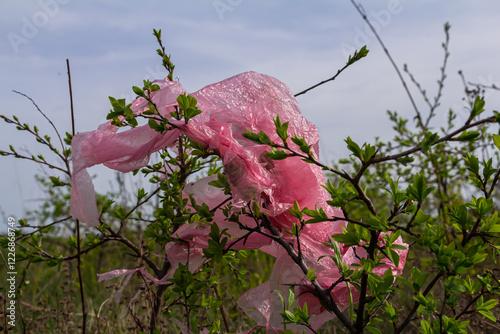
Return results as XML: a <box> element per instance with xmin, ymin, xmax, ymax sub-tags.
<box><xmin>350</xmin><ymin>0</ymin><xmax>424</xmax><ymax>131</ymax></box>
<box><xmin>66</xmin><ymin>59</ymin><xmax>86</xmax><ymax>334</ymax></box>
<box><xmin>75</xmin><ymin>219</ymin><xmax>87</xmax><ymax>334</ymax></box>
<box><xmin>354</xmin><ymin>231</ymin><xmax>378</xmax><ymax>333</ymax></box>
<box><xmin>106</xmin><ymin>231</ymin><xmax>162</xmax><ymax>276</ymax></box>
<box><xmin>67</xmin><ymin>59</ymin><xmax>76</xmax><ymax>136</ymax></box>
<box><xmin>455</xmin><ymin>292</ymin><xmax>484</xmax><ymax>320</ymax></box>
<box><xmin>12</xmin><ymin>90</ymin><xmax>66</xmax><ymax>153</ymax></box>
<box><xmin>149</xmin><ymin>259</ymin><xmax>171</xmax><ymax>332</ymax></box>
<box><xmin>294</xmin><ymin>61</ymin><xmax>355</xmax><ymax>97</ymax></box>
<box><xmin>371</xmin><ymin>116</ymin><xmax>496</xmax><ymax>164</ymax></box>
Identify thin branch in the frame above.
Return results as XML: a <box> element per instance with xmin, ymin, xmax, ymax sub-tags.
<box><xmin>66</xmin><ymin>59</ymin><xmax>86</xmax><ymax>334</ymax></box>
<box><xmin>0</xmin><ymin>150</ymin><xmax>70</xmax><ymax>175</ymax></box>
<box><xmin>295</xmin><ymin>61</ymin><xmax>355</xmax><ymax>97</ymax></box>
<box><xmin>119</xmin><ymin>187</ymin><xmax>162</xmax><ymax>233</ymax></box>
<box><xmin>404</xmin><ymin>23</ymin><xmax>451</xmax><ymax>129</ymax></box>
<box><xmin>468</xmin><ymin>82</ymin><xmax>500</xmax><ymax>91</ymax></box>
<box><xmin>12</xmin><ymin>90</ymin><xmax>66</xmax><ymax>153</ymax></box>
<box><xmin>426</xmin><ymin>23</ymin><xmax>451</xmax><ymax>128</ymax></box>
<box><xmin>16</xmin><ymin>216</ymin><xmax>72</xmax><ymax>240</ymax></box>
<box><xmin>350</xmin><ymin>0</ymin><xmax>423</xmax><ymax>130</ymax></box>
<box><xmin>15</xmin><ymin>237</ymin><xmax>108</xmax><ymax>262</ymax></box>
<box><xmin>455</xmin><ymin>293</ymin><xmax>483</xmax><ymax>320</ymax></box>
<box><xmin>67</xmin><ymin>59</ymin><xmax>76</xmax><ymax>136</ymax></box>
<box><xmin>458</xmin><ymin>71</ymin><xmax>475</xmax><ymax>106</ymax></box>
<box><xmin>371</xmin><ymin>116</ymin><xmax>496</xmax><ymax>164</ymax></box>
<box><xmin>105</xmin><ymin>231</ymin><xmax>162</xmax><ymax>277</ymax></box>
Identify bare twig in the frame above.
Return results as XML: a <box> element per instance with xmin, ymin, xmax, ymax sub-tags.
<box><xmin>67</xmin><ymin>59</ymin><xmax>76</xmax><ymax>137</ymax></box>
<box><xmin>12</xmin><ymin>90</ymin><xmax>66</xmax><ymax>153</ymax></box>
<box><xmin>66</xmin><ymin>59</ymin><xmax>87</xmax><ymax>334</ymax></box>
<box><xmin>295</xmin><ymin>61</ymin><xmax>356</xmax><ymax>97</ymax></box>
<box><xmin>350</xmin><ymin>0</ymin><xmax>423</xmax><ymax>130</ymax></box>
<box><xmin>16</xmin><ymin>216</ymin><xmax>72</xmax><ymax>240</ymax></box>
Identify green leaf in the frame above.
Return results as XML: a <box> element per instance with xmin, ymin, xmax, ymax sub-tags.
<box><xmin>307</xmin><ymin>269</ymin><xmax>316</xmax><ymax>281</ymax></box>
<box><xmin>489</xmin><ymin>224</ymin><xmax>500</xmax><ymax>233</ymax></box>
<box><xmin>413</xmin><ymin>292</ymin><xmax>428</xmax><ymax>306</ymax></box>
<box><xmin>287</xmin><ymin>286</ymin><xmax>295</xmax><ymax>310</ymax></box>
<box><xmin>419</xmin><ymin>131</ymin><xmax>440</xmax><ymax>154</ymax></box>
<box><xmin>273</xmin><ymin>289</ymin><xmax>286</xmax><ymax>310</ymax></box>
<box><xmin>411</xmin><ymin>267</ymin><xmax>429</xmax><ymax>292</ymax></box>
<box><xmin>463</xmin><ymin>152</ymin><xmax>480</xmax><ymax>175</ymax></box>
<box><xmin>364</xmin><ymin>326</ymin><xmax>382</xmax><ymax>334</ymax></box>
<box><xmin>64</xmin><ymin>132</ymin><xmax>73</xmax><ymax>145</ymax></box>
<box><xmin>362</xmin><ymin>143</ymin><xmax>377</xmax><ymax>162</ymax></box>
<box><xmin>302</xmin><ymin>206</ymin><xmax>329</xmax><ymax>224</ymax></box>
<box><xmin>470</xmin><ymin>96</ymin><xmax>485</xmax><ymax>118</ymax></box>
<box><xmin>384</xmin><ymin>301</ymin><xmax>396</xmax><ymax>318</ymax></box>
<box><xmin>101</xmin><ymin>199</ymin><xmax>114</xmax><ymax>213</ymax></box>
<box><xmin>420</xmin><ymin>319</ymin><xmax>432</xmax><ymax>334</ymax></box>
<box><xmin>480</xmin><ymin>299</ymin><xmax>498</xmax><ymax>310</ymax></box>
<box><xmin>332</xmin><ymin>232</ymin><xmax>360</xmax><ymax>246</ymax></box>
<box><xmin>291</xmin><ymin>135</ymin><xmax>312</xmax><ymax>155</ymax></box>
<box><xmin>208</xmin><ymin>173</ymin><xmax>228</xmax><ymax>189</ymax></box>
<box><xmin>413</xmin><ymin>209</ymin><xmax>431</xmax><ymax>225</ymax></box>
<box><xmin>493</xmin><ymin>110</ymin><xmax>500</xmax><ymax>124</ymax></box>
<box><xmin>364</xmin><ymin>214</ymin><xmax>389</xmax><ymax>231</ymax></box>
<box><xmin>407</xmin><ymin>173</ymin><xmax>435</xmax><ymax>203</ymax></box>
<box><xmin>478</xmin><ymin>309</ymin><xmax>497</xmax><ymax>322</ymax></box>
<box><xmin>132</xmin><ymin>86</ymin><xmax>146</xmax><ymax>97</ymax></box>
<box><xmin>457</xmin><ymin>130</ymin><xmax>480</xmax><ymax>141</ymax></box>
<box><xmin>493</xmin><ymin>134</ymin><xmax>500</xmax><ymax>151</ymax></box>
<box><xmin>49</xmin><ymin>176</ymin><xmax>63</xmax><ymax>187</ymax></box>
<box><xmin>274</xmin><ymin>115</ymin><xmax>289</xmax><ymax>143</ymax></box>
<box><xmin>396</xmin><ymin>156</ymin><xmax>414</xmax><ymax>166</ymax></box>
<box><xmin>346</xmin><ymin>45</ymin><xmax>369</xmax><ymax>65</ymax></box>
<box><xmin>242</xmin><ymin>130</ymin><xmax>272</xmax><ymax>146</ymax></box>
<box><xmin>281</xmin><ymin>310</ymin><xmax>297</xmax><ymax>322</ymax></box>
<box><xmin>345</xmin><ymin>136</ymin><xmax>362</xmax><ymax>159</ymax></box>
<box><xmin>66</xmin><ymin>236</ymin><xmax>77</xmax><ymax>248</ymax></box>
<box><xmin>148</xmin><ymin>118</ymin><xmax>165</xmax><ymax>133</ymax></box>
<box><xmin>266</xmin><ymin>147</ymin><xmax>289</xmax><ymax>160</ymax></box>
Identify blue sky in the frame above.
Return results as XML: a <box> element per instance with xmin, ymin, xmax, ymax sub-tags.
<box><xmin>1</xmin><ymin>0</ymin><xmax>500</xmax><ymax>226</ymax></box>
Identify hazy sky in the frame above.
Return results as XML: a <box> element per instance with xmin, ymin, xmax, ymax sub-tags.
<box><xmin>1</xmin><ymin>0</ymin><xmax>500</xmax><ymax>227</ymax></box>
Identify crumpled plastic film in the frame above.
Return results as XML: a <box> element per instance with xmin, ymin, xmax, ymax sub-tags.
<box><xmin>71</xmin><ymin>72</ymin><xmax>323</xmax><ymax>227</ymax></box>
<box><xmin>69</xmin><ymin>71</ymin><xmax>408</xmax><ymax>333</ymax></box>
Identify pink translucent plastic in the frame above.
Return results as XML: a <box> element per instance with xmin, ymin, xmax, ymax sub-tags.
<box><xmin>238</xmin><ymin>234</ymin><xmax>408</xmax><ymax>332</ymax></box>
<box><xmin>70</xmin><ymin>79</ymin><xmax>184</xmax><ymax>227</ymax></box>
<box><xmin>70</xmin><ymin>72</ymin><xmax>408</xmax><ymax>333</ymax></box>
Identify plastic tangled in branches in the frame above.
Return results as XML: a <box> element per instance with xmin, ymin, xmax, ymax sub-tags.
<box><xmin>70</xmin><ymin>72</ymin><xmax>407</xmax><ymax>333</ymax></box>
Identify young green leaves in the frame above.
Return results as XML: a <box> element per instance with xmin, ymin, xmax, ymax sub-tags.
<box><xmin>347</xmin><ymin>45</ymin><xmax>369</xmax><ymax>66</ymax></box>
<box><xmin>106</xmin><ymin>96</ymin><xmax>136</xmax><ymax>127</ymax></box>
<box><xmin>345</xmin><ymin>137</ymin><xmax>377</xmax><ymax>163</ymax></box>
<box><xmin>153</xmin><ymin>28</ymin><xmax>175</xmax><ymax>81</ymax></box>
<box><xmin>176</xmin><ymin>93</ymin><xmax>202</xmax><ymax>123</ymax></box>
